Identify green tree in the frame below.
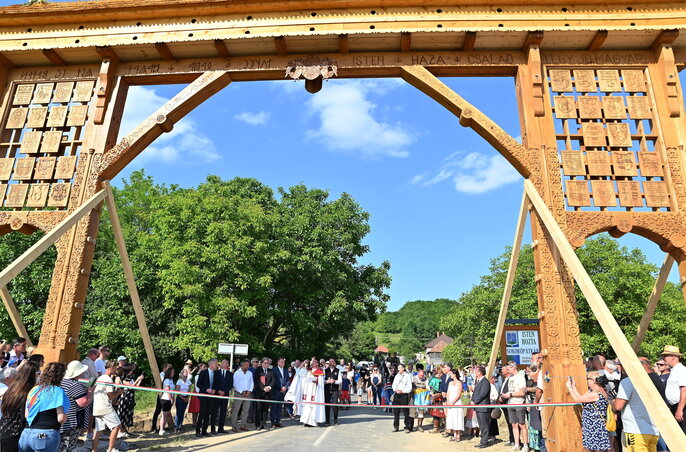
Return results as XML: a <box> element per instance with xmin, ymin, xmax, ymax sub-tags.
<box><xmin>335</xmin><ymin>322</ymin><xmax>377</xmax><ymax>361</ymax></box>
<box><xmin>440</xmin><ymin>235</ymin><xmax>686</xmax><ymax>366</ymax></box>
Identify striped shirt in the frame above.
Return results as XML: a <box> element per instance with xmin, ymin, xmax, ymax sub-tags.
<box><xmin>60</xmin><ymin>379</ymin><xmax>88</xmax><ymax>432</ymax></box>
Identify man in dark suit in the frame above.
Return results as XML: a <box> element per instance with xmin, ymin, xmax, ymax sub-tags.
<box><xmin>196</xmin><ymin>358</ymin><xmax>221</xmax><ymax>437</ymax></box>
<box><xmin>216</xmin><ymin>359</ymin><xmax>233</xmax><ymax>434</ymax></box>
<box><xmin>253</xmin><ymin>357</ymin><xmax>275</xmax><ymax>430</ymax></box>
<box><xmin>271</xmin><ymin>357</ymin><xmax>289</xmax><ymax>428</ymax></box>
<box><xmin>471</xmin><ymin>365</ymin><xmax>492</xmax><ymax>448</ymax></box>
<box><xmin>324</xmin><ymin>358</ymin><xmax>342</xmax><ymax>426</ymax></box>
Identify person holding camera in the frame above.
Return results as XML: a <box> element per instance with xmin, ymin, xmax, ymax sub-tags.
<box><xmin>566</xmin><ymin>371</ymin><xmax>611</xmax><ymax>452</ymax></box>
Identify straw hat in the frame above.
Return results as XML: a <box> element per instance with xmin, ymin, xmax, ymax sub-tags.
<box><xmin>660</xmin><ymin>345</ymin><xmax>684</xmax><ymax>357</ymax></box>
<box><xmin>64</xmin><ymin>360</ymin><xmax>89</xmax><ymax>379</ymax></box>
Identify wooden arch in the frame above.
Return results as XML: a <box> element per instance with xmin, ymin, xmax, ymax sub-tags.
<box><xmin>0</xmin><ymin>1</ymin><xmax>684</xmax><ymax>450</ymax></box>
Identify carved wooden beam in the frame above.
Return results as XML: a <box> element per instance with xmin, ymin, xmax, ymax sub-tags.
<box><xmin>525</xmin><ymin>179</ymin><xmax>686</xmax><ymax>451</ymax></box>
<box><xmin>94</xmin><ymin>57</ymin><xmax>117</xmax><ymax>124</ymax></box>
<box><xmin>631</xmin><ymin>254</ymin><xmax>674</xmax><ymax>352</ymax></box>
<box><xmin>650</xmin><ymin>29</ymin><xmax>679</xmax><ymax>51</ymax></box>
<box><xmin>338</xmin><ymin>34</ymin><xmax>350</xmax><ymax>53</ymax></box>
<box><xmin>401</xmin><ymin>32</ymin><xmax>412</xmax><ymax>52</ymax></box>
<box><xmin>587</xmin><ymin>30</ymin><xmax>608</xmax><ymax>51</ymax></box>
<box><xmin>462</xmin><ymin>31</ymin><xmax>477</xmax><ymax>51</ymax></box>
<box><xmin>0</xmin><ymin>286</ymin><xmax>34</xmax><ymax>348</ymax></box>
<box><xmin>487</xmin><ymin>190</ymin><xmax>529</xmax><ymax>379</ymax></box>
<box><xmin>401</xmin><ymin>65</ymin><xmax>531</xmax><ymax>177</ymax></box>
<box><xmin>274</xmin><ymin>36</ymin><xmax>288</xmax><ymax>55</ymax></box>
<box><xmin>0</xmin><ymin>52</ymin><xmax>14</xmax><ymax>69</ymax></box>
<box><xmin>522</xmin><ymin>30</ymin><xmax>543</xmax><ymax>51</ymax></box>
<box><xmin>42</xmin><ymin>49</ymin><xmax>66</xmax><ymax>66</ymax></box>
<box><xmin>95</xmin><ymin>45</ymin><xmax>120</xmax><ymax>63</ymax></box>
<box><xmin>99</xmin><ymin>70</ymin><xmax>232</xmax><ymax>179</ymax></box>
<box><xmin>154</xmin><ymin>42</ymin><xmax>176</xmax><ymax>60</ymax></box>
<box><xmin>103</xmin><ymin>181</ymin><xmax>162</xmax><ymax>389</ymax></box>
<box><xmin>0</xmin><ymin>189</ymin><xmax>106</xmax><ymax>289</ymax></box>
<box><xmin>213</xmin><ymin>39</ymin><xmax>230</xmax><ymax>58</ymax></box>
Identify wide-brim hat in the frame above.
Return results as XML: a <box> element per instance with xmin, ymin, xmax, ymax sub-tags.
<box><xmin>660</xmin><ymin>345</ymin><xmax>684</xmax><ymax>357</ymax></box>
<box><xmin>65</xmin><ymin>360</ymin><xmax>89</xmax><ymax>379</ymax></box>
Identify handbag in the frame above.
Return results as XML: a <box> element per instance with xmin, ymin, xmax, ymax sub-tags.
<box><xmin>605</xmin><ymin>403</ymin><xmax>616</xmax><ymax>432</ymax></box>
<box><xmin>491</xmin><ymin>407</ymin><xmax>502</xmax><ymax>419</ymax></box>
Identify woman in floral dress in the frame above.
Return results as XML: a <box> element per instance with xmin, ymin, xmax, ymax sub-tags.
<box><xmin>566</xmin><ymin>371</ymin><xmax>611</xmax><ymax>452</ymax></box>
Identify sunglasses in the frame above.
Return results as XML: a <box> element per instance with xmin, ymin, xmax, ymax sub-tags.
<box><xmin>657</xmin><ymin>364</ymin><xmax>667</xmax><ymax>366</ymax></box>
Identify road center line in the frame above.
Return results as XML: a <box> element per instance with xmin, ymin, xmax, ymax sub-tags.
<box><xmin>312</xmin><ymin>425</ymin><xmax>334</xmax><ymax>447</ymax></box>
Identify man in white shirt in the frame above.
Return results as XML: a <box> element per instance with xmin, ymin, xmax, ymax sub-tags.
<box><xmin>94</xmin><ymin>346</ymin><xmax>111</xmax><ymax>376</ymax></box>
<box><xmin>0</xmin><ymin>367</ymin><xmax>17</xmax><ymax>420</ymax></box>
<box><xmin>92</xmin><ymin>361</ymin><xmax>125</xmax><ymax>452</ymax></box>
<box><xmin>501</xmin><ymin>362</ymin><xmax>529</xmax><ymax>452</ymax></box>
<box><xmin>392</xmin><ymin>363</ymin><xmax>414</xmax><ymax>433</ymax></box>
<box><xmin>231</xmin><ymin>359</ymin><xmax>254</xmax><ymax>432</ymax></box>
<box><xmin>661</xmin><ymin>345</ymin><xmax>686</xmax><ymax>433</ymax></box>
<box><xmin>81</xmin><ymin>348</ymin><xmax>99</xmax><ymax>381</ymax></box>
<box><xmin>7</xmin><ymin>338</ymin><xmax>26</xmax><ymax>367</ymax></box>
<box><xmin>614</xmin><ymin>376</ymin><xmax>660</xmax><ymax>451</ymax></box>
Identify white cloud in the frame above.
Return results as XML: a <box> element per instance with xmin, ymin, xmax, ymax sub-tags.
<box><xmin>305</xmin><ymin>80</ymin><xmax>414</xmax><ymax>159</ymax></box>
<box><xmin>233</xmin><ymin>111</ymin><xmax>271</xmax><ymax>126</ymax></box>
<box><xmin>412</xmin><ymin>151</ymin><xmax>521</xmax><ymax>194</ymax></box>
<box><xmin>118</xmin><ymin>86</ymin><xmax>220</xmax><ymax>165</ymax></box>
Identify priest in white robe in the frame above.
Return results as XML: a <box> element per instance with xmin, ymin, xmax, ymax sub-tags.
<box><xmin>285</xmin><ymin>360</ymin><xmax>310</xmax><ymax>416</ymax></box>
<box><xmin>300</xmin><ymin>360</ymin><xmax>325</xmax><ymax>427</ymax></box>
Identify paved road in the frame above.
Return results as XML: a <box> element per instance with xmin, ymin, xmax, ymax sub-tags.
<box><xmin>124</xmin><ymin>407</ymin><xmax>515</xmax><ymax>452</ymax></box>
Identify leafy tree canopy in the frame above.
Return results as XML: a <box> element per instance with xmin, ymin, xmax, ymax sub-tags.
<box><xmin>0</xmin><ymin>171</ymin><xmax>391</xmax><ymax>378</ymax></box>
<box><xmin>441</xmin><ymin>235</ymin><xmax>686</xmax><ymax>366</ymax></box>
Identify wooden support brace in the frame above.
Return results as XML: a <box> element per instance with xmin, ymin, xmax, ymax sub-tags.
<box><xmin>400</xmin><ymin>65</ymin><xmax>530</xmax><ymax>178</ymax></box>
<box><xmin>462</xmin><ymin>31</ymin><xmax>476</xmax><ymax>51</ymax></box>
<box><xmin>587</xmin><ymin>30</ymin><xmax>608</xmax><ymax>51</ymax></box>
<box><xmin>94</xmin><ymin>57</ymin><xmax>117</xmax><ymax>125</ymax></box>
<box><xmin>656</xmin><ymin>44</ymin><xmax>681</xmax><ymax>117</ymax></box>
<box><xmin>42</xmin><ymin>49</ymin><xmax>66</xmax><ymax>66</ymax></box>
<box><xmin>103</xmin><ymin>182</ymin><xmax>162</xmax><ymax>389</ymax></box>
<box><xmin>650</xmin><ymin>29</ymin><xmax>679</xmax><ymax>51</ymax></box>
<box><xmin>525</xmin><ymin>40</ymin><xmax>545</xmax><ymax>117</ymax></box>
<box><xmin>95</xmin><ymin>46</ymin><xmax>120</xmax><ymax>63</ymax></box>
<box><xmin>631</xmin><ymin>254</ymin><xmax>674</xmax><ymax>352</ymax></box>
<box><xmin>401</xmin><ymin>32</ymin><xmax>412</xmax><ymax>52</ymax></box>
<box><xmin>213</xmin><ymin>39</ymin><xmax>230</xmax><ymax>58</ymax></box>
<box><xmin>99</xmin><ymin>70</ymin><xmax>232</xmax><ymax>179</ymax></box>
<box><xmin>338</xmin><ymin>34</ymin><xmax>350</xmax><ymax>53</ymax></box>
<box><xmin>0</xmin><ymin>52</ymin><xmax>15</xmax><ymax>69</ymax></box>
<box><xmin>524</xmin><ymin>179</ymin><xmax>686</xmax><ymax>451</ymax></box>
<box><xmin>154</xmin><ymin>42</ymin><xmax>176</xmax><ymax>60</ymax></box>
<box><xmin>274</xmin><ymin>36</ymin><xmax>288</xmax><ymax>55</ymax></box>
<box><xmin>0</xmin><ymin>189</ymin><xmax>106</xmax><ymax>289</ymax></box>
<box><xmin>487</xmin><ymin>189</ymin><xmax>529</xmax><ymax>379</ymax></box>
<box><xmin>0</xmin><ymin>286</ymin><xmax>33</xmax><ymax>348</ymax></box>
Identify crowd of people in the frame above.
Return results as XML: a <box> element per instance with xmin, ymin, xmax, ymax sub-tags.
<box><xmin>0</xmin><ymin>337</ymin><xmax>683</xmax><ymax>452</ymax></box>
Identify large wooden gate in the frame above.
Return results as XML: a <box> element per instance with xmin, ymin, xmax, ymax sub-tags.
<box><xmin>0</xmin><ymin>1</ymin><xmax>684</xmax><ymax>449</ymax></box>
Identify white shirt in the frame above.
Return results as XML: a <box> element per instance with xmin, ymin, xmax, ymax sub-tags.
<box><xmin>161</xmin><ymin>378</ymin><xmax>174</xmax><ymax>401</ymax></box>
<box><xmin>392</xmin><ymin>371</ymin><xmax>412</xmax><ymax>394</ymax></box>
<box><xmin>176</xmin><ymin>378</ymin><xmax>191</xmax><ymax>393</ymax></box>
<box><xmin>94</xmin><ymin>358</ymin><xmax>106</xmax><ymax>376</ymax></box>
<box><xmin>233</xmin><ymin>369</ymin><xmax>254</xmax><ymax>393</ymax></box>
<box><xmin>507</xmin><ymin>371</ymin><xmax>527</xmax><ymax>404</ymax></box>
<box><xmin>537</xmin><ymin>370</ymin><xmax>544</xmax><ymax>391</ymax></box>
<box><xmin>616</xmin><ymin>378</ymin><xmax>659</xmax><ymax>435</ymax></box>
<box><xmin>80</xmin><ymin>357</ymin><xmax>98</xmax><ymax>381</ymax></box>
<box><xmin>93</xmin><ymin>375</ymin><xmax>114</xmax><ymax>416</ymax></box>
<box><xmin>665</xmin><ymin>362</ymin><xmax>686</xmax><ymax>405</ymax></box>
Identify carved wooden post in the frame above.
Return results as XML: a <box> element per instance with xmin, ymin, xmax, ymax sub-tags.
<box><xmin>515</xmin><ymin>43</ymin><xmax>584</xmax><ymax>451</ymax></box>
<box><xmin>35</xmin><ymin>73</ymin><xmax>128</xmax><ymax>363</ymax></box>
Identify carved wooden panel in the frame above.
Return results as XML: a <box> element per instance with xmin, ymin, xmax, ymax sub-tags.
<box><xmin>643</xmin><ymin>181</ymin><xmax>670</xmax><ymax>208</ymax></box>
<box><xmin>0</xmin><ymin>80</ymin><xmax>94</xmax><ymax>210</ymax></box>
<box><xmin>566</xmin><ymin>180</ymin><xmax>591</xmax><ymax>207</ymax></box>
<box><xmin>5</xmin><ymin>184</ymin><xmax>28</xmax><ymax>207</ymax></box>
<box><xmin>612</xmin><ymin>151</ymin><xmax>637</xmax><ymax>177</ymax></box>
<box><xmin>26</xmin><ymin>183</ymin><xmax>49</xmax><ymax>207</ymax></box>
<box><xmin>549</xmin><ymin>67</ymin><xmax>668</xmax><ymax>212</ymax></box>
<box><xmin>0</xmin><ymin>185</ymin><xmax>8</xmax><ymax>206</ymax></box>
<box><xmin>573</xmin><ymin>70</ymin><xmax>596</xmax><ymax>92</ymax></box>
<box><xmin>47</xmin><ymin>183</ymin><xmax>70</xmax><ymax>207</ymax></box>
<box><xmin>561</xmin><ymin>151</ymin><xmax>585</xmax><ymax>176</ymax></box>
<box><xmin>591</xmin><ymin>180</ymin><xmax>617</xmax><ymax>207</ymax></box>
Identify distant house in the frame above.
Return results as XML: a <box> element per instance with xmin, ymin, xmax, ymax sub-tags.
<box><xmin>424</xmin><ymin>332</ymin><xmax>453</xmax><ymax>366</ymax></box>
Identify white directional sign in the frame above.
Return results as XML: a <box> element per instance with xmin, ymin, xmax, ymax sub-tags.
<box><xmin>218</xmin><ymin>343</ymin><xmax>249</xmax><ymax>355</ymax></box>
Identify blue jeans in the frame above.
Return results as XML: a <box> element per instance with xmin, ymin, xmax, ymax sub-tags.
<box><xmin>384</xmin><ymin>388</ymin><xmax>394</xmax><ymax>410</ymax></box>
<box><xmin>175</xmin><ymin>397</ymin><xmax>189</xmax><ymax>430</ymax></box>
<box><xmin>372</xmin><ymin>386</ymin><xmax>382</xmax><ymax>405</ymax></box>
<box><xmin>18</xmin><ymin>428</ymin><xmax>60</xmax><ymax>452</ymax></box>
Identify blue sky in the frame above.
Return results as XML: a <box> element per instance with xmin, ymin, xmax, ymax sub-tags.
<box><xmin>112</xmin><ymin>73</ymin><xmax>686</xmax><ymax>311</ymax></box>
